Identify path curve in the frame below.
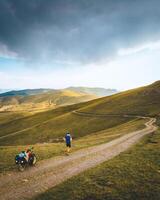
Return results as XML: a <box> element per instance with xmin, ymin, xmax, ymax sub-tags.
<box><xmin>72</xmin><ymin>110</ymin><xmax>150</xmax><ymax>119</ymax></box>
<box><xmin>0</xmin><ymin>113</ymin><xmax>157</xmax><ymax>200</ymax></box>
<box><xmin>0</xmin><ymin>110</ymin><xmax>149</xmax><ymax>140</ymax></box>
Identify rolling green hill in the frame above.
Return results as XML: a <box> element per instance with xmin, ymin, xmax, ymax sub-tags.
<box><xmin>79</xmin><ymin>81</ymin><xmax>160</xmax><ymax>116</ymax></box>
<box><xmin>0</xmin><ymin>117</ymin><xmax>146</xmax><ymax>172</ymax></box>
<box><xmin>0</xmin><ymin>89</ymin><xmax>97</xmax><ymax>112</ymax></box>
<box><xmin>35</xmin><ymin>125</ymin><xmax>160</xmax><ymax>200</ymax></box>
<box><xmin>66</xmin><ymin>87</ymin><xmax>118</xmax><ymax>97</ymax></box>
<box><xmin>0</xmin><ymin>81</ymin><xmax>159</xmax><ymax>146</ymax></box>
<box><xmin>0</xmin><ymin>86</ymin><xmax>119</xmax><ymax>113</ymax></box>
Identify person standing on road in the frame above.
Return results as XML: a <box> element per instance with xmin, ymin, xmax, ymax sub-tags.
<box><xmin>64</xmin><ymin>132</ymin><xmax>72</xmax><ymax>153</ymax></box>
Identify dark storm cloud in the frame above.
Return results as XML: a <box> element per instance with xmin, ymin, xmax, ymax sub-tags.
<box><xmin>0</xmin><ymin>0</ymin><xmax>160</xmax><ymax>65</ymax></box>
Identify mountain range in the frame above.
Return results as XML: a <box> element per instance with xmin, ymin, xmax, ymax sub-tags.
<box><xmin>0</xmin><ymin>80</ymin><xmax>159</xmax><ymax>145</ymax></box>
<box><xmin>0</xmin><ymin>87</ymin><xmax>118</xmax><ymax>112</ymax></box>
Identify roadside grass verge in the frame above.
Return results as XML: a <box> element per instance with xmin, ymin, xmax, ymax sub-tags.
<box><xmin>34</xmin><ymin>122</ymin><xmax>160</xmax><ymax>200</ymax></box>
<box><xmin>0</xmin><ymin>118</ymin><xmax>146</xmax><ymax>173</ymax></box>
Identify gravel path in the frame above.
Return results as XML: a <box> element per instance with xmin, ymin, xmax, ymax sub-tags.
<box><xmin>0</xmin><ymin>115</ymin><xmax>157</xmax><ymax>200</ymax></box>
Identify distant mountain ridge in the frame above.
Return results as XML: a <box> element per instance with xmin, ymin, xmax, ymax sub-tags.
<box><xmin>0</xmin><ymin>89</ymin><xmax>55</xmax><ymax>97</ymax></box>
<box><xmin>0</xmin><ymin>89</ymin><xmax>12</xmax><ymax>94</ymax></box>
<box><xmin>0</xmin><ymin>88</ymin><xmax>97</xmax><ymax>112</ymax></box>
<box><xmin>65</xmin><ymin>87</ymin><xmax>118</xmax><ymax>97</ymax></box>
<box><xmin>0</xmin><ymin>87</ymin><xmax>118</xmax><ymax>97</ymax></box>
<box><xmin>0</xmin><ymin>80</ymin><xmax>159</xmax><ymax>145</ymax></box>
<box><xmin>0</xmin><ymin>86</ymin><xmax>118</xmax><ymax>112</ymax></box>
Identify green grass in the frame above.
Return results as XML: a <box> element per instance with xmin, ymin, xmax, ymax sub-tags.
<box><xmin>0</xmin><ymin>89</ymin><xmax>96</xmax><ymax>113</ymax></box>
<box><xmin>0</xmin><ymin>112</ymin><xmax>28</xmax><ymax>125</ymax></box>
<box><xmin>0</xmin><ymin>118</ymin><xmax>146</xmax><ymax>173</ymax></box>
<box><xmin>0</xmin><ymin>81</ymin><xmax>160</xmax><ymax>146</ymax></box>
<box><xmin>34</xmin><ymin>125</ymin><xmax>160</xmax><ymax>200</ymax></box>
<box><xmin>1</xmin><ymin>82</ymin><xmax>159</xmax><ymax>199</ymax></box>
<box><xmin>0</xmin><ymin>110</ymin><xmax>131</xmax><ymax>145</ymax></box>
<box><xmin>0</xmin><ymin>103</ymin><xmax>81</xmax><ymax>136</ymax></box>
<box><xmin>79</xmin><ymin>81</ymin><xmax>160</xmax><ymax>116</ymax></box>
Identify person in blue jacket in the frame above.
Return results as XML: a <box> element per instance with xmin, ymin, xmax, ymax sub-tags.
<box><xmin>64</xmin><ymin>132</ymin><xmax>72</xmax><ymax>153</ymax></box>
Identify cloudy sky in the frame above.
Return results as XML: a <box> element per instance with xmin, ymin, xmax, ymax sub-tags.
<box><xmin>0</xmin><ymin>0</ymin><xmax>160</xmax><ymax>90</ymax></box>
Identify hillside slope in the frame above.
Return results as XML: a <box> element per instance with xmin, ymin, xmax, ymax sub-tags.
<box><xmin>0</xmin><ymin>81</ymin><xmax>159</xmax><ymax>145</ymax></box>
<box><xmin>66</xmin><ymin>86</ymin><xmax>118</xmax><ymax>96</ymax></box>
<box><xmin>0</xmin><ymin>85</ymin><xmax>119</xmax><ymax>112</ymax></box>
<box><xmin>34</xmin><ymin>123</ymin><xmax>160</xmax><ymax>200</ymax></box>
<box><xmin>0</xmin><ymin>117</ymin><xmax>157</xmax><ymax>200</ymax></box>
<box><xmin>79</xmin><ymin>81</ymin><xmax>160</xmax><ymax>116</ymax></box>
<box><xmin>0</xmin><ymin>89</ymin><xmax>97</xmax><ymax>112</ymax></box>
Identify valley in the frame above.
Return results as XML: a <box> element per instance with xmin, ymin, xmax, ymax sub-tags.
<box><xmin>0</xmin><ymin>81</ymin><xmax>160</xmax><ymax>200</ymax></box>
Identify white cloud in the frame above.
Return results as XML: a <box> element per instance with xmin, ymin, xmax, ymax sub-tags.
<box><xmin>0</xmin><ymin>43</ymin><xmax>18</xmax><ymax>59</ymax></box>
<box><xmin>118</xmin><ymin>40</ymin><xmax>160</xmax><ymax>56</ymax></box>
<box><xmin>53</xmin><ymin>59</ymin><xmax>80</xmax><ymax>65</ymax></box>
<box><xmin>1</xmin><ymin>44</ymin><xmax>160</xmax><ymax>90</ymax></box>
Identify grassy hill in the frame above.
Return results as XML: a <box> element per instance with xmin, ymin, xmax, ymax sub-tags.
<box><xmin>34</xmin><ymin>123</ymin><xmax>160</xmax><ymax>200</ymax></box>
<box><xmin>0</xmin><ymin>86</ymin><xmax>119</xmax><ymax>113</ymax></box>
<box><xmin>0</xmin><ymin>86</ymin><xmax>119</xmax><ymax>112</ymax></box>
<box><xmin>79</xmin><ymin>81</ymin><xmax>160</xmax><ymax>116</ymax></box>
<box><xmin>0</xmin><ymin>118</ymin><xmax>146</xmax><ymax>172</ymax></box>
<box><xmin>0</xmin><ymin>112</ymin><xmax>29</xmax><ymax>125</ymax></box>
<box><xmin>0</xmin><ymin>81</ymin><xmax>159</xmax><ymax>146</ymax></box>
<box><xmin>0</xmin><ymin>81</ymin><xmax>159</xmax><ymax>199</ymax></box>
<box><xmin>66</xmin><ymin>87</ymin><xmax>118</xmax><ymax>97</ymax></box>
<box><xmin>0</xmin><ymin>89</ymin><xmax>97</xmax><ymax>112</ymax></box>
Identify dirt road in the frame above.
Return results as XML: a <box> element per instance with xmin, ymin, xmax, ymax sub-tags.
<box><xmin>0</xmin><ymin>115</ymin><xmax>157</xmax><ymax>200</ymax></box>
